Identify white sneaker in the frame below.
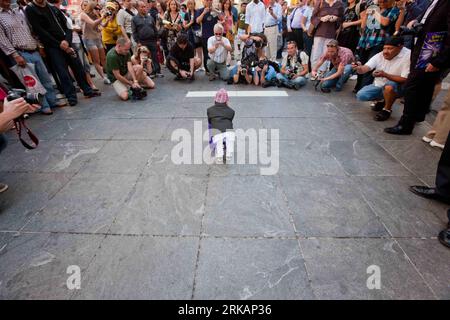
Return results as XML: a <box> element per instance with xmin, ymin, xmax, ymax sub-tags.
<box><xmin>225</xmin><ymin>154</ymin><xmax>233</xmax><ymax>163</ymax></box>
<box><xmin>0</xmin><ymin>183</ymin><xmax>8</xmax><ymax>193</ymax></box>
<box><xmin>422</xmin><ymin>136</ymin><xmax>433</xmax><ymax>143</ymax></box>
<box><xmin>350</xmin><ymin>74</ymin><xmax>358</xmax><ymax>80</ymax></box>
<box><xmin>430</xmin><ymin>140</ymin><xmax>445</xmax><ymax>150</ymax></box>
<box><xmin>215</xmin><ymin>156</ymin><xmax>223</xmax><ymax>164</ymax></box>
<box><xmin>103</xmin><ymin>77</ymin><xmax>111</xmax><ymax>85</ymax></box>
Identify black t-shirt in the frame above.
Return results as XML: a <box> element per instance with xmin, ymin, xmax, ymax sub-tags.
<box><xmin>195</xmin><ymin>8</ymin><xmax>218</xmax><ymax>40</ymax></box>
<box><xmin>170</xmin><ymin>42</ymin><xmax>195</xmax><ymax>64</ymax></box>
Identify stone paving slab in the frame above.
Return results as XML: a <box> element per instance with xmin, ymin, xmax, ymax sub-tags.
<box><xmin>193</xmin><ymin>238</ymin><xmax>314</xmax><ymax>300</ymax></box>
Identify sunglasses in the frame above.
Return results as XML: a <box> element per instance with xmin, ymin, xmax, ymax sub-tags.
<box><xmin>327</xmin><ymin>44</ymin><xmax>337</xmax><ymax>47</ymax></box>
<box><xmin>215</xmin><ymin>33</ymin><xmax>222</xmax><ymax>36</ymax></box>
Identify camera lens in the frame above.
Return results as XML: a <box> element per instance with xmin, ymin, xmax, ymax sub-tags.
<box><xmin>26</xmin><ymin>93</ymin><xmax>44</xmax><ymax>105</ymax></box>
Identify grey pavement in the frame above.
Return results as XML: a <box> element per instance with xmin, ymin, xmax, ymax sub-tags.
<box><xmin>0</xmin><ymin>69</ymin><xmax>449</xmax><ymax>300</ymax></box>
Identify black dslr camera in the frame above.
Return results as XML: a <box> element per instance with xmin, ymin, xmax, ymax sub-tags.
<box><xmin>130</xmin><ymin>87</ymin><xmax>147</xmax><ymax>100</ymax></box>
<box><xmin>7</xmin><ymin>88</ymin><xmax>43</xmax><ymax>105</ymax></box>
<box><xmin>257</xmin><ymin>58</ymin><xmax>269</xmax><ymax>69</ymax></box>
<box><xmin>6</xmin><ymin>89</ymin><xmax>40</xmax><ymax>150</ymax></box>
<box><xmin>399</xmin><ymin>22</ymin><xmax>424</xmax><ymax>36</ymax></box>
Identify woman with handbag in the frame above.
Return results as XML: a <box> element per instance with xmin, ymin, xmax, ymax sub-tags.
<box><xmin>163</xmin><ymin>0</ymin><xmax>183</xmax><ymax>53</ymax></box>
<box><xmin>309</xmin><ymin>0</ymin><xmax>344</xmax><ymax>72</ymax></box>
<box><xmin>183</xmin><ymin>0</ymin><xmax>204</xmax><ymax>70</ymax></box>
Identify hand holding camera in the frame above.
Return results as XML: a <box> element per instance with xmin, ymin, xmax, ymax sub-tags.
<box><xmin>372</xmin><ymin>69</ymin><xmax>384</xmax><ymax>77</ymax></box>
<box><xmin>3</xmin><ymin>96</ymin><xmax>38</xmax><ymax>120</ymax></box>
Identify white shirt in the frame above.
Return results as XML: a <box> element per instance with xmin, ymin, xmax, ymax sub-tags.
<box><xmin>245</xmin><ymin>0</ymin><xmax>266</xmax><ymax>33</ymax></box>
<box><xmin>366</xmin><ymin>47</ymin><xmax>411</xmax><ymax>87</ymax></box>
<box><xmin>207</xmin><ymin>36</ymin><xmax>231</xmax><ymax>63</ymax></box>
<box><xmin>264</xmin><ymin>2</ymin><xmax>282</xmax><ymax>27</ymax></box>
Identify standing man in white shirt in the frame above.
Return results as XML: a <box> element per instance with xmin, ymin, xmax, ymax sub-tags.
<box><xmin>245</xmin><ymin>0</ymin><xmax>266</xmax><ymax>34</ymax></box>
<box><xmin>207</xmin><ymin>24</ymin><xmax>233</xmax><ymax>81</ymax></box>
<box><xmin>355</xmin><ymin>37</ymin><xmax>411</xmax><ymax>122</ymax></box>
<box><xmin>264</xmin><ymin>0</ymin><xmax>282</xmax><ymax>61</ymax></box>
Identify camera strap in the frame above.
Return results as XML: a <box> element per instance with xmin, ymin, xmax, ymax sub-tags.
<box><xmin>14</xmin><ymin>117</ymin><xmax>39</xmax><ymax>150</ymax></box>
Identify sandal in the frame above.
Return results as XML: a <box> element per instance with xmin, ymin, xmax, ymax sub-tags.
<box><xmin>374</xmin><ymin>109</ymin><xmax>391</xmax><ymax>121</ymax></box>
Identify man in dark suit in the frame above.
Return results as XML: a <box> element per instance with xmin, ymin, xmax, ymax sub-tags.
<box><xmin>410</xmin><ymin>132</ymin><xmax>450</xmax><ymax>248</ymax></box>
<box><xmin>385</xmin><ymin>0</ymin><xmax>450</xmax><ymax>135</ymax></box>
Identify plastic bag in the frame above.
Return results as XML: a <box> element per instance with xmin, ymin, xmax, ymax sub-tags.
<box><xmin>10</xmin><ymin>63</ymin><xmax>47</xmax><ymax>96</ymax></box>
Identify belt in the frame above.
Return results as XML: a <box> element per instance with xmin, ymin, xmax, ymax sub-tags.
<box><xmin>16</xmin><ymin>48</ymin><xmax>38</xmax><ymax>53</ymax></box>
<box><xmin>265</xmin><ymin>24</ymin><xmax>277</xmax><ymax>28</ymax></box>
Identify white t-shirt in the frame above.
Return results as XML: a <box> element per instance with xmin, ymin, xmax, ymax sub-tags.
<box><xmin>366</xmin><ymin>47</ymin><xmax>411</xmax><ymax>87</ymax></box>
<box><xmin>207</xmin><ymin>36</ymin><xmax>231</xmax><ymax>64</ymax></box>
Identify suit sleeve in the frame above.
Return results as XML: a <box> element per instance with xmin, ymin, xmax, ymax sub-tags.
<box><xmin>430</xmin><ymin>3</ymin><xmax>450</xmax><ymax>69</ymax></box>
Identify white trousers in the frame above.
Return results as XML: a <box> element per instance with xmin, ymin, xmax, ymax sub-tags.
<box><xmin>264</xmin><ymin>25</ymin><xmax>279</xmax><ymax>61</ymax></box>
<box><xmin>311</xmin><ymin>36</ymin><xmax>333</xmax><ymax>72</ymax></box>
<box><xmin>212</xmin><ymin>131</ymin><xmax>235</xmax><ymax>157</ymax></box>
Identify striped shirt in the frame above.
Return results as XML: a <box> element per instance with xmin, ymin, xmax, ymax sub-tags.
<box><xmin>0</xmin><ymin>7</ymin><xmax>38</xmax><ymax>56</ymax></box>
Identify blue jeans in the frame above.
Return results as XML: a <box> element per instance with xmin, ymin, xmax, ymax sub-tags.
<box><xmin>356</xmin><ymin>81</ymin><xmax>404</xmax><ymax>101</ymax></box>
<box><xmin>19</xmin><ymin>51</ymin><xmax>58</xmax><ymax>111</ymax></box>
<box><xmin>253</xmin><ymin>65</ymin><xmax>277</xmax><ymax>81</ymax></box>
<box><xmin>321</xmin><ymin>64</ymin><xmax>353</xmax><ymax>91</ymax></box>
<box><xmin>276</xmin><ymin>73</ymin><xmax>307</xmax><ymax>87</ymax></box>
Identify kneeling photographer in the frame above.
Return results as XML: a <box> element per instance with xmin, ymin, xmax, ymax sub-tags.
<box><xmin>106</xmin><ymin>38</ymin><xmax>152</xmax><ymax>101</ymax></box>
<box><xmin>276</xmin><ymin>41</ymin><xmax>309</xmax><ymax>90</ymax></box>
<box><xmin>166</xmin><ymin>34</ymin><xmax>202</xmax><ymax>81</ymax></box>
<box><xmin>0</xmin><ymin>95</ymin><xmax>38</xmax><ymax>193</ymax></box>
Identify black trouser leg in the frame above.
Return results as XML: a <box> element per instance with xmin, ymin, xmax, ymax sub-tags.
<box><xmin>403</xmin><ymin>69</ymin><xmax>441</xmax><ymax>122</ymax></box>
<box><xmin>46</xmin><ymin>47</ymin><xmax>77</xmax><ymax>103</ymax></box>
<box><xmin>202</xmin><ymin>41</ymin><xmax>209</xmax><ymax>72</ymax></box>
<box><xmin>67</xmin><ymin>51</ymin><xmax>92</xmax><ymax>96</ymax></box>
<box><xmin>293</xmin><ymin>28</ymin><xmax>304</xmax><ymax>50</ymax></box>
<box><xmin>436</xmin><ymin>132</ymin><xmax>450</xmax><ymax>198</ymax></box>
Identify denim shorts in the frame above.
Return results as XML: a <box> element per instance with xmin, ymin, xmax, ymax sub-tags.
<box><xmin>83</xmin><ymin>38</ymin><xmax>103</xmax><ymax>50</ymax></box>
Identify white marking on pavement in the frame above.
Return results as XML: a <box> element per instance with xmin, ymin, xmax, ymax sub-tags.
<box><xmin>186</xmin><ymin>91</ymin><xmax>289</xmax><ymax>98</ymax></box>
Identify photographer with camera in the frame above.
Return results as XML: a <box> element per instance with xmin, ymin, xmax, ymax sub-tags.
<box><xmin>0</xmin><ymin>97</ymin><xmax>38</xmax><ymax>193</ymax></box>
<box><xmin>207</xmin><ymin>24</ymin><xmax>232</xmax><ymax>81</ymax></box>
<box><xmin>264</xmin><ymin>0</ymin><xmax>282</xmax><ymax>62</ymax></box>
<box><xmin>276</xmin><ymin>41</ymin><xmax>309</xmax><ymax>90</ymax></box>
<box><xmin>355</xmin><ymin>36</ymin><xmax>410</xmax><ymax>121</ymax></box>
<box><xmin>131</xmin><ymin>46</ymin><xmax>156</xmax><ymax>86</ymax></box>
<box><xmin>132</xmin><ymin>1</ymin><xmax>163</xmax><ymax>78</ymax></box>
<box><xmin>101</xmin><ymin>1</ymin><xmax>128</xmax><ymax>53</ymax></box>
<box><xmin>106</xmin><ymin>38</ymin><xmax>153</xmax><ymax>101</ymax></box>
<box><xmin>166</xmin><ymin>34</ymin><xmax>202</xmax><ymax>81</ymax></box>
<box><xmin>385</xmin><ymin>0</ymin><xmax>450</xmax><ymax>135</ymax></box>
<box><xmin>311</xmin><ymin>40</ymin><xmax>354</xmax><ymax>93</ymax></box>
<box><xmin>0</xmin><ymin>0</ymin><xmax>59</xmax><ymax>115</ymax></box>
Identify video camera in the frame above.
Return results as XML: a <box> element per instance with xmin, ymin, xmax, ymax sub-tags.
<box><xmin>398</xmin><ymin>22</ymin><xmax>423</xmax><ymax>36</ymax></box>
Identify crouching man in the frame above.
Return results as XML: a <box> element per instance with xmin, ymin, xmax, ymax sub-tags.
<box><xmin>207</xmin><ymin>24</ymin><xmax>232</xmax><ymax>81</ymax></box>
<box><xmin>276</xmin><ymin>41</ymin><xmax>309</xmax><ymax>90</ymax></box>
<box><xmin>311</xmin><ymin>40</ymin><xmax>354</xmax><ymax>93</ymax></box>
<box><xmin>354</xmin><ymin>37</ymin><xmax>411</xmax><ymax>121</ymax></box>
<box><xmin>166</xmin><ymin>34</ymin><xmax>202</xmax><ymax>81</ymax></box>
<box><xmin>106</xmin><ymin>38</ymin><xmax>154</xmax><ymax>101</ymax></box>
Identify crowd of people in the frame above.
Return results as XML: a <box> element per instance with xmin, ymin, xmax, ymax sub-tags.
<box><xmin>0</xmin><ymin>0</ymin><xmax>449</xmax><ymax>246</ymax></box>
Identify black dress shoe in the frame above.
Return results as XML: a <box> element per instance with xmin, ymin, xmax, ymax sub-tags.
<box><xmin>384</xmin><ymin>123</ymin><xmax>413</xmax><ymax>135</ymax></box>
<box><xmin>85</xmin><ymin>91</ymin><xmax>101</xmax><ymax>98</ymax></box>
<box><xmin>409</xmin><ymin>186</ymin><xmax>450</xmax><ymax>204</ymax></box>
<box><xmin>438</xmin><ymin>229</ymin><xmax>450</xmax><ymax>249</ymax></box>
